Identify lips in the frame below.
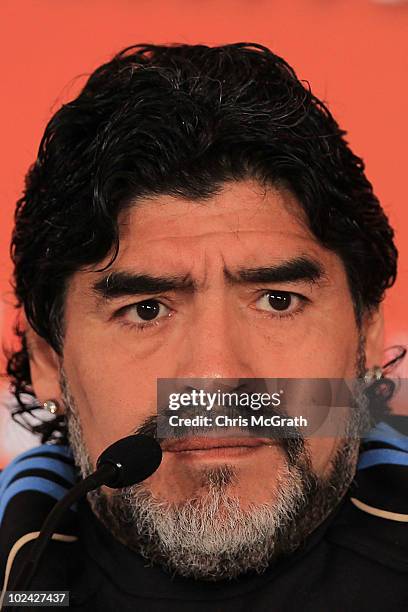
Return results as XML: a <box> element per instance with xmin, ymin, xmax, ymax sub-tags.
<box><xmin>162</xmin><ymin>437</ymin><xmax>274</xmax><ymax>453</ymax></box>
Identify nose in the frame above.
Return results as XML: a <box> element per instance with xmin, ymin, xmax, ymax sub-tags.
<box><xmin>173</xmin><ymin>300</ymin><xmax>256</xmax><ymax>381</ymax></box>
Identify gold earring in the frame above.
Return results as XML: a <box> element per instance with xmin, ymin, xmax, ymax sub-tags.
<box><xmin>42</xmin><ymin>399</ymin><xmax>61</xmax><ymax>415</ymax></box>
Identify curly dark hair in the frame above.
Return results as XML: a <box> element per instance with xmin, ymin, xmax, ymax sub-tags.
<box><xmin>5</xmin><ymin>42</ymin><xmax>398</xmax><ymax>443</ymax></box>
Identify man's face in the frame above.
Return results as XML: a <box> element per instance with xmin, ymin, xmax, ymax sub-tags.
<box><xmin>62</xmin><ymin>179</ymin><xmax>360</xmax><ymax>494</ymax></box>
<box><xmin>33</xmin><ymin>179</ymin><xmax>373</xmax><ymax>578</ymax></box>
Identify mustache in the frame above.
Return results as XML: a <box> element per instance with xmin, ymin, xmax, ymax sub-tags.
<box><xmin>134</xmin><ymin>411</ymin><xmax>306</xmax><ymax>467</ymax></box>
<box><xmin>135</xmin><ymin>414</ymin><xmax>159</xmax><ymax>439</ymax></box>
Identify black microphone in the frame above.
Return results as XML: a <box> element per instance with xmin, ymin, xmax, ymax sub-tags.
<box><xmin>10</xmin><ymin>434</ymin><xmax>162</xmax><ymax>594</ymax></box>
<box><xmin>96</xmin><ymin>434</ymin><xmax>163</xmax><ymax>487</ymax></box>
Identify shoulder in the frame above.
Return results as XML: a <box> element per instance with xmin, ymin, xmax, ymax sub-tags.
<box><xmin>353</xmin><ymin>415</ymin><xmax>408</xmax><ymax>520</ymax></box>
<box><xmin>0</xmin><ymin>444</ymin><xmax>78</xmax><ymax>590</ymax></box>
<box><xmin>328</xmin><ymin>415</ymin><xmax>408</xmax><ymax>572</ymax></box>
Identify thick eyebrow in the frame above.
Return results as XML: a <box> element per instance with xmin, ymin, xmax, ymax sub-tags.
<box><xmin>92</xmin><ymin>271</ymin><xmax>196</xmax><ymax>300</ymax></box>
<box><xmin>225</xmin><ymin>257</ymin><xmax>325</xmax><ymax>285</ymax></box>
<box><xmin>92</xmin><ymin>256</ymin><xmax>325</xmax><ymax>302</ymax></box>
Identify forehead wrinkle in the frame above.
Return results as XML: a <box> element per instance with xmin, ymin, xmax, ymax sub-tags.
<box><xmin>134</xmin><ymin>228</ymin><xmax>314</xmax><ymax>246</ymax></box>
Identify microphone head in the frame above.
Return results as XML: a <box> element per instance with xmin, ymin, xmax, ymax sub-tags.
<box><xmin>96</xmin><ymin>434</ymin><xmax>162</xmax><ymax>488</ymax></box>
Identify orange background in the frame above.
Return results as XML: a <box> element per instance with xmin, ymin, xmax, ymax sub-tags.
<box><xmin>0</xmin><ymin>0</ymin><xmax>407</xmax><ymax>382</ymax></box>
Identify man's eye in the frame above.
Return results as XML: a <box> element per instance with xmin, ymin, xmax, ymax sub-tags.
<box><xmin>125</xmin><ymin>299</ymin><xmax>171</xmax><ymax>323</ymax></box>
<box><xmin>255</xmin><ymin>291</ymin><xmax>304</xmax><ymax>315</ymax></box>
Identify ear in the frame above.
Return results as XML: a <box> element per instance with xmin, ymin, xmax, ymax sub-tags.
<box><xmin>362</xmin><ymin>304</ymin><xmax>384</xmax><ymax>368</ymax></box>
<box><xmin>26</xmin><ymin>324</ymin><xmax>63</xmax><ymax>408</ymax></box>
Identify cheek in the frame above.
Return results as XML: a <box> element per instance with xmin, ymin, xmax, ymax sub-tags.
<box><xmin>307</xmin><ymin>438</ymin><xmax>339</xmax><ymax>476</ymax></box>
<box><xmin>307</xmin><ymin>432</ymin><xmax>359</xmax><ymax>479</ymax></box>
<box><xmin>299</xmin><ymin>310</ymin><xmax>360</xmax><ymax>377</ymax></box>
<box><xmin>62</xmin><ymin>330</ymin><xmax>159</xmax><ymax>463</ymax></box>
<box><xmin>247</xmin><ymin>321</ymin><xmax>360</xmax><ymax>378</ymax></box>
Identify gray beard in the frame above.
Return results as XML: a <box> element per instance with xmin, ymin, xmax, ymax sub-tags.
<box><xmin>61</xmin><ymin>371</ymin><xmax>365</xmax><ymax>581</ymax></box>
